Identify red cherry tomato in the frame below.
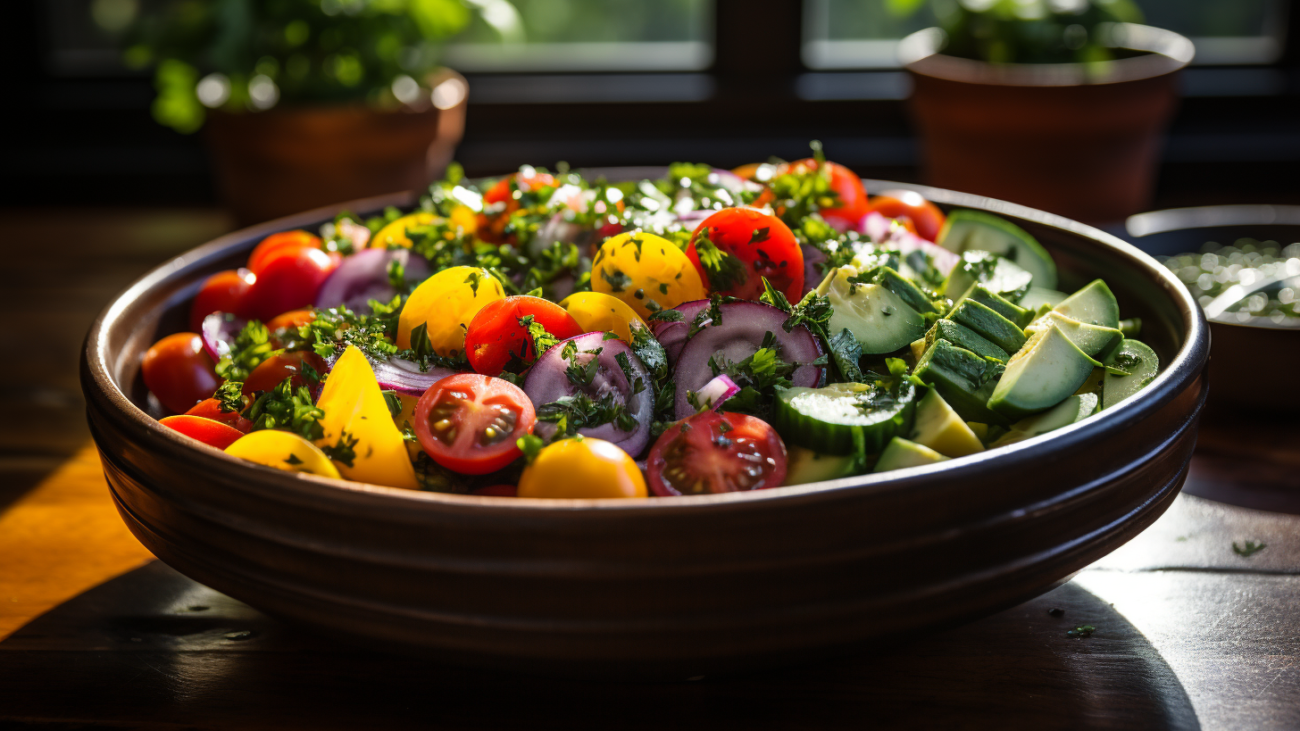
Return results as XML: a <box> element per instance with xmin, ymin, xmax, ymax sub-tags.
<box><xmin>159</xmin><ymin>415</ymin><xmax>246</xmax><ymax>450</ymax></box>
<box><xmin>267</xmin><ymin>309</ymin><xmax>316</xmax><ymax>333</ymax></box>
<box><xmin>685</xmin><ymin>207</ymin><xmax>804</xmax><ymax>302</ymax></box>
<box><xmin>142</xmin><ymin>332</ymin><xmax>222</xmax><ymax>414</ymax></box>
<box><xmin>782</xmin><ymin>159</ymin><xmax>870</xmax><ymax>227</ymax></box>
<box><xmin>869</xmin><ymin>190</ymin><xmax>946</xmax><ymax>242</ymax></box>
<box><xmin>247</xmin><ymin>230</ymin><xmax>322</xmax><ymax>275</ymax></box>
<box><xmin>189</xmin><ymin>268</ymin><xmax>256</xmax><ymax>332</ymax></box>
<box><xmin>478</xmin><ymin>170</ymin><xmax>558</xmax><ymax>244</ymax></box>
<box><xmin>244</xmin><ymin>247</ymin><xmax>338</xmax><ymax>322</ymax></box>
<box><xmin>646</xmin><ymin>411</ymin><xmax>788</xmax><ymax>497</ymax></box>
<box><xmin>465</xmin><ymin>295</ymin><xmax>584</xmax><ymax>376</ymax></box>
<box><xmin>242</xmin><ymin>351</ymin><xmax>326</xmax><ymax>396</ymax></box>
<box><xmin>414</xmin><ymin>374</ymin><xmax>536</xmax><ymax>475</ymax></box>
<box><xmin>185</xmin><ymin>398</ymin><xmax>253</xmax><ymax>432</ymax></box>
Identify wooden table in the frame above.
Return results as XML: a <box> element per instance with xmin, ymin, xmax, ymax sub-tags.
<box><xmin>1</xmin><ymin>209</ymin><xmax>1297</xmax><ymax>729</ymax></box>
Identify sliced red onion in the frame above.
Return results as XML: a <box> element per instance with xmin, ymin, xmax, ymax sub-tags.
<box><xmin>523</xmin><ymin>331</ymin><xmax>654</xmax><ymax>457</ymax></box>
<box><xmin>201</xmin><ymin>312</ymin><xmax>246</xmax><ymax>361</ymax></box>
<box><xmin>801</xmin><ymin>243</ymin><xmax>827</xmax><ymax>297</ymax></box>
<box><xmin>651</xmin><ymin>299</ymin><xmax>712</xmax><ymax>365</ymax></box>
<box><xmin>859</xmin><ymin>211</ymin><xmax>960</xmax><ymax>275</ymax></box>
<box><xmin>315</xmin><ymin>248</ymin><xmax>430</xmax><ymax>315</ymax></box>
<box><xmin>673</xmin><ymin>301</ymin><xmax>824</xmax><ymax>419</ymax></box>
<box><xmin>692</xmin><ymin>374</ymin><xmax>740</xmax><ymax>411</ymax></box>
<box><xmin>369</xmin><ymin>356</ymin><xmax>460</xmax><ymax>397</ymax></box>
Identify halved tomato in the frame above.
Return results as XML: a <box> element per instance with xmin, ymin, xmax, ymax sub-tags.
<box><xmin>189</xmin><ymin>268</ymin><xmax>256</xmax><ymax>332</ymax></box>
<box><xmin>646</xmin><ymin>411</ymin><xmax>787</xmax><ymax>496</ymax></box>
<box><xmin>159</xmin><ymin>415</ymin><xmax>246</xmax><ymax>450</ymax></box>
<box><xmin>465</xmin><ymin>295</ymin><xmax>583</xmax><ymax>376</ymax></box>
<box><xmin>185</xmin><ymin>398</ymin><xmax>253</xmax><ymax>432</ymax></box>
<box><xmin>869</xmin><ymin>190</ymin><xmax>946</xmax><ymax>242</ymax></box>
<box><xmin>685</xmin><ymin>207</ymin><xmax>804</xmax><ymax>301</ymax></box>
<box><xmin>414</xmin><ymin>374</ymin><xmax>537</xmax><ymax>475</ymax></box>
<box><xmin>242</xmin><ymin>351</ymin><xmax>326</xmax><ymax>396</ymax></box>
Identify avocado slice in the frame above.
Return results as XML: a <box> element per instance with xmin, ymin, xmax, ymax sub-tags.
<box><xmin>1054</xmin><ymin>280</ymin><xmax>1120</xmax><ymax>329</ymax></box>
<box><xmin>911</xmin><ymin>388</ymin><xmax>985</xmax><ymax>458</ymax></box>
<box><xmin>990</xmin><ymin>393</ymin><xmax>1099</xmax><ymax>447</ymax></box>
<box><xmin>874</xmin><ymin>437</ymin><xmax>950</xmax><ymax>473</ymax></box>
<box><xmin>1020</xmin><ymin>286</ymin><xmax>1068</xmax><ymax>311</ymax></box>
<box><xmin>913</xmin><ymin>340</ymin><xmax>1009</xmax><ymax>425</ymax></box>
<box><xmin>1102</xmin><ymin>340</ymin><xmax>1160</xmax><ymax>409</ymax></box>
<box><xmin>1026</xmin><ymin>311</ymin><xmax>1124</xmax><ymax>361</ymax></box>
<box><xmin>954</xmin><ymin>284</ymin><xmax>1033</xmax><ymax>328</ymax></box>
<box><xmin>949</xmin><ymin>300</ymin><xmax>1028</xmax><ymax>354</ymax></box>
<box><xmin>924</xmin><ymin>319</ymin><xmax>1010</xmax><ymax>363</ymax></box>
<box><xmin>942</xmin><ymin>250</ymin><xmax>1034</xmax><ymax>302</ymax></box>
<box><xmin>987</xmin><ymin>325</ymin><xmax>1101</xmax><ymax>421</ymax></box>
<box><xmin>937</xmin><ymin>209</ymin><xmax>1058</xmax><ymax>290</ymax></box>
<box><xmin>820</xmin><ymin>267</ymin><xmax>926</xmax><ymax>354</ymax></box>
<box><xmin>784</xmin><ymin>446</ymin><xmax>857</xmax><ymax>485</ymax></box>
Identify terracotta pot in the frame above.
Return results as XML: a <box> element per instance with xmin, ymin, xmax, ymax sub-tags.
<box><xmin>902</xmin><ymin>24</ymin><xmax>1194</xmax><ymax>225</ymax></box>
<box><xmin>205</xmin><ymin>69</ymin><xmax>468</xmax><ymax>226</ymax></box>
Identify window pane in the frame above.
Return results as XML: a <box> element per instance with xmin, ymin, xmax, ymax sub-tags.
<box><xmin>802</xmin><ymin>0</ymin><xmax>1286</xmax><ymax>69</ymax></box>
<box><xmin>444</xmin><ymin>0</ymin><xmax>714</xmax><ymax>72</ymax></box>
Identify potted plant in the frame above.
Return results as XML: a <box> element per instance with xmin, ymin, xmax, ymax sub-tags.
<box><xmin>125</xmin><ymin>0</ymin><xmax>478</xmax><ymax>224</ymax></box>
<box><xmin>894</xmin><ymin>0</ymin><xmax>1195</xmax><ymax>224</ymax></box>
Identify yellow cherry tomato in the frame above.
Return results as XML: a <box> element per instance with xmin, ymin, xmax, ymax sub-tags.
<box><xmin>225</xmin><ymin>430</ymin><xmax>342</xmax><ymax>480</ymax></box>
<box><xmin>397</xmin><ymin>266</ymin><xmax>505</xmax><ymax>354</ymax></box>
<box><xmin>591</xmin><ymin>232</ymin><xmax>706</xmax><ymax>319</ymax></box>
<box><xmin>370</xmin><ymin>208</ymin><xmax>477</xmax><ymax>249</ymax></box>
<box><xmin>557</xmin><ymin>291</ymin><xmax>648</xmax><ymax>344</ymax></box>
<box><xmin>313</xmin><ymin>345</ymin><xmax>419</xmax><ymax>489</ymax></box>
<box><xmin>517</xmin><ymin>437</ymin><xmax>647</xmax><ymax>499</ymax></box>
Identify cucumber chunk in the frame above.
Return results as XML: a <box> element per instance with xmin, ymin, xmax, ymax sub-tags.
<box><xmin>1020</xmin><ymin>287</ymin><xmax>1068</xmax><ymax>311</ymax></box>
<box><xmin>937</xmin><ymin>210</ymin><xmax>1058</xmax><ymax>290</ymax></box>
<box><xmin>819</xmin><ymin>267</ymin><xmax>927</xmax><ymax>355</ymax></box>
<box><xmin>1026</xmin><ymin>311</ymin><xmax>1124</xmax><ymax>360</ymax></box>
<box><xmin>949</xmin><ymin>300</ymin><xmax>1028</xmax><ymax>354</ymax></box>
<box><xmin>1102</xmin><ymin>340</ymin><xmax>1160</xmax><ymax>409</ymax></box>
<box><xmin>911</xmin><ymin>388</ymin><xmax>985</xmax><ymax>458</ymax></box>
<box><xmin>869</xmin><ymin>266</ymin><xmax>939</xmax><ymax>314</ymax></box>
<box><xmin>783</xmin><ymin>446</ymin><xmax>857</xmax><ymax>485</ymax></box>
<box><xmin>942</xmin><ymin>250</ymin><xmax>1034</xmax><ymax>302</ymax></box>
<box><xmin>1054</xmin><ymin>280</ymin><xmax>1120</xmax><ymax>329</ymax></box>
<box><xmin>773</xmin><ymin>380</ymin><xmax>918</xmax><ymax>456</ymax></box>
<box><xmin>987</xmin><ymin>325</ymin><xmax>1101</xmax><ymax>421</ymax></box>
<box><xmin>914</xmin><ymin>340</ymin><xmax>1009</xmax><ymax>425</ymax></box>
<box><xmin>924</xmin><ymin>319</ymin><xmax>1010</xmax><ymax>363</ymax></box>
<box><xmin>874</xmin><ymin>438</ymin><xmax>949</xmax><ymax>473</ymax></box>
<box><xmin>955</xmin><ymin>284</ymin><xmax>1033</xmax><ymax>328</ymax></box>
<box><xmin>991</xmin><ymin>393</ymin><xmax>1099</xmax><ymax>447</ymax></box>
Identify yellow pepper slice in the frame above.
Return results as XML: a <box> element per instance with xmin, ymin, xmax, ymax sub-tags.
<box><xmin>313</xmin><ymin>345</ymin><xmax>419</xmax><ymax>489</ymax></box>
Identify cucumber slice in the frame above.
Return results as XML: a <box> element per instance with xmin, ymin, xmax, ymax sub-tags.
<box><xmin>914</xmin><ymin>340</ymin><xmax>1009</xmax><ymax>425</ymax></box>
<box><xmin>911</xmin><ymin>388</ymin><xmax>985</xmax><ymax>458</ymax></box>
<box><xmin>874</xmin><ymin>438</ymin><xmax>949</xmax><ymax>473</ymax></box>
<box><xmin>937</xmin><ymin>209</ymin><xmax>1058</xmax><ymax>290</ymax></box>
<box><xmin>1020</xmin><ymin>287</ymin><xmax>1068</xmax><ymax>311</ymax></box>
<box><xmin>868</xmin><ymin>266</ymin><xmax>939</xmax><ymax>314</ymax></box>
<box><xmin>955</xmin><ymin>284</ymin><xmax>1033</xmax><ymax>328</ymax></box>
<box><xmin>773</xmin><ymin>380</ymin><xmax>918</xmax><ymax>456</ymax></box>
<box><xmin>820</xmin><ymin>267</ymin><xmax>927</xmax><ymax>355</ymax></box>
<box><xmin>942</xmin><ymin>250</ymin><xmax>1034</xmax><ymax>302</ymax></box>
<box><xmin>1102</xmin><ymin>340</ymin><xmax>1159</xmax><ymax>409</ymax></box>
<box><xmin>991</xmin><ymin>393</ymin><xmax>1099</xmax><ymax>447</ymax></box>
<box><xmin>784</xmin><ymin>446</ymin><xmax>857</xmax><ymax>485</ymax></box>
<box><xmin>949</xmin><ymin>300</ymin><xmax>1028</xmax><ymax>354</ymax></box>
<box><xmin>987</xmin><ymin>325</ymin><xmax>1100</xmax><ymax>421</ymax></box>
<box><xmin>1074</xmin><ymin>367</ymin><xmax>1105</xmax><ymax>398</ymax></box>
<box><xmin>1026</xmin><ymin>311</ymin><xmax>1124</xmax><ymax>361</ymax></box>
<box><xmin>1054</xmin><ymin>280</ymin><xmax>1120</xmax><ymax>329</ymax></box>
<box><xmin>925</xmin><ymin>319</ymin><xmax>1009</xmax><ymax>363</ymax></box>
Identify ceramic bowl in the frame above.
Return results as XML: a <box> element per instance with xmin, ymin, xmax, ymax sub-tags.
<box><xmin>82</xmin><ymin>175</ymin><xmax>1209</xmax><ymax>676</ymax></box>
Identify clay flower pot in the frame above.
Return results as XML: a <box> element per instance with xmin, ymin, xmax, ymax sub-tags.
<box><xmin>901</xmin><ymin>24</ymin><xmax>1194</xmax><ymax>225</ymax></box>
<box><xmin>205</xmin><ymin>69</ymin><xmax>468</xmax><ymax>226</ymax></box>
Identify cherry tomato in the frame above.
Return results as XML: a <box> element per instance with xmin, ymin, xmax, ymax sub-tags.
<box><xmin>517</xmin><ymin>437</ymin><xmax>647</xmax><ymax>499</ymax></box>
<box><xmin>781</xmin><ymin>159</ymin><xmax>870</xmax><ymax>227</ymax></box>
<box><xmin>247</xmin><ymin>230</ymin><xmax>322</xmax><ymax>274</ymax></box>
<box><xmin>646</xmin><ymin>411</ymin><xmax>787</xmax><ymax>496</ymax></box>
<box><xmin>397</xmin><ymin>266</ymin><xmax>506</xmax><ymax>355</ymax></box>
<box><xmin>557</xmin><ymin>292</ymin><xmax>648</xmax><ymax>344</ymax></box>
<box><xmin>242</xmin><ymin>351</ymin><xmax>326</xmax><ymax>396</ymax></box>
<box><xmin>142</xmin><ymin>332</ymin><xmax>222</xmax><ymax>414</ymax></box>
<box><xmin>225</xmin><ymin>429</ymin><xmax>341</xmax><ymax>479</ymax></box>
<box><xmin>267</xmin><ymin>309</ymin><xmax>316</xmax><ymax>333</ymax></box>
<box><xmin>478</xmin><ymin>170</ymin><xmax>558</xmax><ymax>244</ymax></box>
<box><xmin>591</xmin><ymin>232</ymin><xmax>707</xmax><ymax>319</ymax></box>
<box><xmin>159</xmin><ymin>415</ymin><xmax>246</xmax><ymax>450</ymax></box>
<box><xmin>415</xmin><ymin>374</ymin><xmax>537</xmax><ymax>475</ymax></box>
<box><xmin>869</xmin><ymin>190</ymin><xmax>946</xmax><ymax>242</ymax></box>
<box><xmin>685</xmin><ymin>207</ymin><xmax>804</xmax><ymax>302</ymax></box>
<box><xmin>465</xmin><ymin>295</ymin><xmax>583</xmax><ymax>376</ymax></box>
<box><xmin>244</xmin><ymin>247</ymin><xmax>338</xmax><ymax>322</ymax></box>
<box><xmin>185</xmin><ymin>398</ymin><xmax>253</xmax><ymax>432</ymax></box>
<box><xmin>189</xmin><ymin>268</ymin><xmax>256</xmax><ymax>332</ymax></box>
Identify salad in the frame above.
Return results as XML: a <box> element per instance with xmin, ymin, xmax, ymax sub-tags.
<box><xmin>141</xmin><ymin>146</ymin><xmax>1160</xmax><ymax>499</ymax></box>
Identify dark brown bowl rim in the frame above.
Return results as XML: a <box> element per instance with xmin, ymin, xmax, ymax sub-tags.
<box><xmin>83</xmin><ymin>176</ymin><xmax>1208</xmax><ymax>513</ymax></box>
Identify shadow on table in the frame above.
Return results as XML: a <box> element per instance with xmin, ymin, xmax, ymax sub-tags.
<box><xmin>0</xmin><ymin>561</ymin><xmax>1198</xmax><ymax>731</ymax></box>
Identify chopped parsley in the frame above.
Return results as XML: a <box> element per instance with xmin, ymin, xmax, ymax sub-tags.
<box><xmin>244</xmin><ymin>377</ymin><xmax>325</xmax><ymax>441</ymax></box>
<box><xmin>1066</xmin><ymin>625</ymin><xmax>1096</xmax><ymax>639</ymax></box>
<box><xmin>215</xmin><ymin>320</ymin><xmax>275</xmax><ymax>382</ymax></box>
<box><xmin>1232</xmin><ymin>540</ymin><xmax>1267</xmax><ymax>557</ymax></box>
<box><xmin>693</xmin><ymin>231</ymin><xmax>747</xmax><ymax>292</ymax></box>
<box><xmin>214</xmin><ymin>381</ymin><xmax>245</xmax><ymax>413</ymax></box>
<box><xmin>536</xmin><ymin>393</ymin><xmax>636</xmax><ymax>437</ymax></box>
<box><xmin>518</xmin><ymin>315</ymin><xmax>560</xmax><ymax>360</ymax></box>
<box><xmin>517</xmin><ymin>433</ymin><xmax>545</xmax><ymax>464</ymax></box>
<box><xmin>320</xmin><ymin>431</ymin><xmax>360</xmax><ymax>468</ymax></box>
